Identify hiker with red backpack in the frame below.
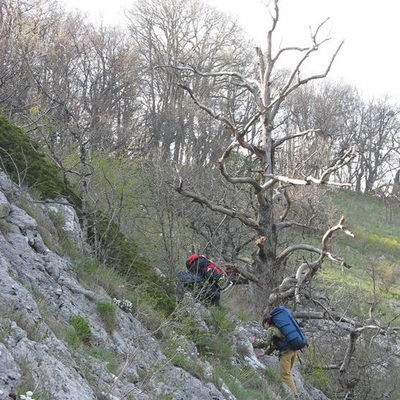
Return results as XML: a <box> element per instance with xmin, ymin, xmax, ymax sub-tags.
<box><xmin>184</xmin><ymin>254</ymin><xmax>231</xmax><ymax>306</ymax></box>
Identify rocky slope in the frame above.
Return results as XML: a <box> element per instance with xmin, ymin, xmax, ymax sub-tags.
<box><xmin>0</xmin><ymin>172</ymin><xmax>327</xmax><ymax>400</ymax></box>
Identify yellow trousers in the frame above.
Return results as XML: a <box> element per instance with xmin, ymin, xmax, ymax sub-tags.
<box><xmin>279</xmin><ymin>350</ymin><xmax>298</xmax><ymax>396</ymax></box>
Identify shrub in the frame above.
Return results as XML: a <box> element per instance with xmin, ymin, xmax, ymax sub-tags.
<box><xmin>97</xmin><ymin>301</ymin><xmax>117</xmax><ymax>332</ymax></box>
<box><xmin>214</xmin><ymin>364</ymin><xmax>270</xmax><ymax>400</ymax></box>
<box><xmin>70</xmin><ymin>315</ymin><xmax>91</xmax><ymax>345</ymax></box>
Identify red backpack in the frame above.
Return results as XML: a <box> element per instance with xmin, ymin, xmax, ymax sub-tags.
<box><xmin>186</xmin><ymin>254</ymin><xmax>228</xmax><ymax>281</ymax></box>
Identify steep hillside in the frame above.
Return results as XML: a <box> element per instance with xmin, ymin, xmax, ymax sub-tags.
<box><xmin>325</xmin><ymin>189</ymin><xmax>400</xmax><ymax>301</ymax></box>
<box><xmin>0</xmin><ymin>172</ymin><xmax>229</xmax><ymax>399</ymax></box>
<box><xmin>1</xmin><ymin>115</ymin><xmax>399</xmax><ymax>400</ymax></box>
<box><xmin>0</xmin><ymin>171</ymin><xmax>329</xmax><ymax>400</ymax></box>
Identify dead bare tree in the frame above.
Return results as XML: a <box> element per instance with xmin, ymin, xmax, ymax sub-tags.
<box><xmin>163</xmin><ymin>0</ymin><xmax>355</xmax><ymax>310</ymax></box>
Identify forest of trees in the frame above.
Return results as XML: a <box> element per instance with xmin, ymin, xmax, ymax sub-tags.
<box><xmin>2</xmin><ymin>0</ymin><xmax>399</xmax><ymax>294</ymax></box>
<box><xmin>2</xmin><ymin>0</ymin><xmax>400</xmax><ymax>398</ymax></box>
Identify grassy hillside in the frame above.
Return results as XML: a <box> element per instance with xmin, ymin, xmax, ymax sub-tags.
<box><xmin>317</xmin><ymin>189</ymin><xmax>400</xmax><ymax>318</ymax></box>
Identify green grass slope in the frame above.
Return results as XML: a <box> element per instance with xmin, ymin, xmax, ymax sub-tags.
<box><xmin>320</xmin><ymin>189</ymin><xmax>400</xmax><ymax>317</ymax></box>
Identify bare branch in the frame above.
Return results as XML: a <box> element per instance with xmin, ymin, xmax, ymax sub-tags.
<box><xmin>277</xmin><ymin>187</ymin><xmax>290</xmax><ymax>221</ymax></box>
<box><xmin>277</xmin><ymin>244</ymin><xmax>322</xmax><ymax>264</ymax></box>
<box><xmin>265</xmin><ymin>216</ymin><xmax>354</xmax><ymax>309</ymax></box>
<box><xmin>261</xmin><ymin>146</ymin><xmax>356</xmax><ymax>190</ymax></box>
<box><xmin>321</xmin><ymin>216</ymin><xmax>354</xmax><ymax>253</ymax></box>
<box><xmin>177</xmin><ymin>81</ymin><xmax>236</xmax><ymax>131</ymax></box>
<box><xmin>218</xmin><ymin>142</ymin><xmax>263</xmax><ymax>191</ymax></box>
<box><xmin>276</xmin><ymin>220</ymin><xmax>307</xmax><ymax>229</ymax></box>
<box><xmin>317</xmin><ymin>146</ymin><xmax>356</xmax><ymax>183</ymax></box>
<box><xmin>169</xmin><ymin>180</ymin><xmax>260</xmax><ymax>229</ymax></box>
<box><xmin>273</xmin><ymin>128</ymin><xmax>321</xmax><ymax>149</ymax></box>
<box><xmin>224</xmin><ymin>264</ymin><xmax>259</xmax><ymax>284</ymax></box>
<box><xmin>293</xmin><ymin>40</ymin><xmax>344</xmax><ymax>89</ymax></box>
<box><xmin>273</xmin><ymin>15</ymin><xmax>344</xmax><ymax>101</ymax></box>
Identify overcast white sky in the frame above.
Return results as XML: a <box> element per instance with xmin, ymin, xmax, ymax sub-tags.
<box><xmin>64</xmin><ymin>0</ymin><xmax>400</xmax><ymax>103</ymax></box>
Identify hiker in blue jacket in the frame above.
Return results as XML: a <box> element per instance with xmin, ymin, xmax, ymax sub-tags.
<box><xmin>250</xmin><ymin>314</ymin><xmax>300</xmax><ymax>398</ymax></box>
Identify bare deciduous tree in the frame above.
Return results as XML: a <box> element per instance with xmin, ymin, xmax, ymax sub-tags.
<box><xmin>127</xmin><ymin>0</ymin><xmax>254</xmax><ymax>164</ymax></box>
<box><xmin>2</xmin><ymin>1</ymin><xmax>142</xmax><ymax>247</ymax></box>
<box><xmin>165</xmin><ymin>0</ymin><xmax>355</xmax><ymax>310</ymax></box>
<box><xmin>352</xmin><ymin>97</ymin><xmax>400</xmax><ymax>193</ymax></box>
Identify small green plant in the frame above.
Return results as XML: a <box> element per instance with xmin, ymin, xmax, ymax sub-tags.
<box><xmin>70</xmin><ymin>315</ymin><xmax>91</xmax><ymax>345</ymax></box>
<box><xmin>303</xmin><ymin>346</ymin><xmax>329</xmax><ymax>390</ymax></box>
<box><xmin>214</xmin><ymin>364</ymin><xmax>271</xmax><ymax>400</ymax></box>
<box><xmin>48</xmin><ymin>208</ymin><xmax>65</xmax><ymax>233</ymax></box>
<box><xmin>87</xmin><ymin>347</ymin><xmax>120</xmax><ymax>375</ymax></box>
<box><xmin>163</xmin><ymin>339</ymin><xmax>204</xmax><ymax>379</ymax></box>
<box><xmin>73</xmin><ymin>257</ymin><xmax>133</xmax><ymax>301</ymax></box>
<box><xmin>373</xmin><ymin>259</ymin><xmax>400</xmax><ymax>293</ymax></box>
<box><xmin>208</xmin><ymin>306</ymin><xmax>235</xmax><ymax>333</ymax></box>
<box><xmin>26</xmin><ymin>320</ymin><xmax>43</xmax><ymax>342</ymax></box>
<box><xmin>0</xmin><ymin>218</ymin><xmax>12</xmax><ymax>235</ymax></box>
<box><xmin>264</xmin><ymin>366</ymin><xmax>279</xmax><ymax>381</ymax></box>
<box><xmin>129</xmin><ymin>287</ymin><xmax>169</xmax><ymax>333</ymax></box>
<box><xmin>201</xmin><ymin>306</ymin><xmax>235</xmax><ymax>360</ymax></box>
<box><xmin>76</xmin><ymin>257</ymin><xmax>99</xmax><ymax>274</ymax></box>
<box><xmin>65</xmin><ymin>327</ymin><xmax>79</xmax><ymax>349</ymax></box>
<box><xmin>97</xmin><ymin>301</ymin><xmax>117</xmax><ymax>332</ymax></box>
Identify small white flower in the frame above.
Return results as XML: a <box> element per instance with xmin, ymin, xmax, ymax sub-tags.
<box><xmin>113</xmin><ymin>297</ymin><xmax>132</xmax><ymax>312</ymax></box>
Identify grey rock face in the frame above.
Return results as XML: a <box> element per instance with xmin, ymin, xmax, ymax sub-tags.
<box><xmin>0</xmin><ymin>191</ymin><xmax>10</xmax><ymax>218</ymax></box>
<box><xmin>0</xmin><ymin>175</ymin><xmax>234</xmax><ymax>400</ymax></box>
